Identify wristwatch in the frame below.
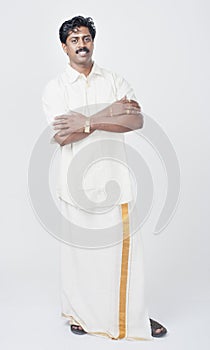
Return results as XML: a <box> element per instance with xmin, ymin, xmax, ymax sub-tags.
<box><xmin>84</xmin><ymin>119</ymin><xmax>91</xmax><ymax>133</ymax></box>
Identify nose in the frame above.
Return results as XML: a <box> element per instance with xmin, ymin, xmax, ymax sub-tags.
<box><xmin>77</xmin><ymin>37</ymin><xmax>85</xmax><ymax>48</ymax></box>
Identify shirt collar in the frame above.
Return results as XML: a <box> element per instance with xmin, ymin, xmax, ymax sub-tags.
<box><xmin>65</xmin><ymin>61</ymin><xmax>103</xmax><ymax>83</ymax></box>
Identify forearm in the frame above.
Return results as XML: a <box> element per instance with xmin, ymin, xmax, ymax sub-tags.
<box><xmin>52</xmin><ymin>99</ymin><xmax>143</xmax><ymax>146</ymax></box>
<box><xmin>90</xmin><ymin>105</ymin><xmax>144</xmax><ymax>133</ymax></box>
<box><xmin>54</xmin><ymin>130</ymin><xmax>94</xmax><ymax>146</ymax></box>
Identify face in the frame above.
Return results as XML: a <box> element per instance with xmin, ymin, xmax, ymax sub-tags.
<box><xmin>62</xmin><ymin>26</ymin><xmax>94</xmax><ymax>66</ymax></box>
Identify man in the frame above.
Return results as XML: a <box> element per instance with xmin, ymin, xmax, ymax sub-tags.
<box><xmin>42</xmin><ymin>15</ymin><xmax>167</xmax><ymax>340</ymax></box>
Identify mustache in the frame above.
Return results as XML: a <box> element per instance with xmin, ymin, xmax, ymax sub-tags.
<box><xmin>75</xmin><ymin>47</ymin><xmax>90</xmax><ymax>54</ymax></box>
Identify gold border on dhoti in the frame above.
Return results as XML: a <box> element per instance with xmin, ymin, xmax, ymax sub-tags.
<box><xmin>117</xmin><ymin>202</ymin><xmax>130</xmax><ymax>339</ymax></box>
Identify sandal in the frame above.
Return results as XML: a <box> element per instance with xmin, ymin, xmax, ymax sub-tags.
<box><xmin>70</xmin><ymin>319</ymin><xmax>167</xmax><ymax>337</ymax></box>
<box><xmin>70</xmin><ymin>324</ymin><xmax>87</xmax><ymax>335</ymax></box>
<box><xmin>150</xmin><ymin>318</ymin><xmax>167</xmax><ymax>337</ymax></box>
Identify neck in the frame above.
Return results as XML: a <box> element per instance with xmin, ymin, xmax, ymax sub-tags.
<box><xmin>69</xmin><ymin>60</ymin><xmax>94</xmax><ymax>77</ymax></box>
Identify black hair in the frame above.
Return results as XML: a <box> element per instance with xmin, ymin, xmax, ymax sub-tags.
<box><xmin>59</xmin><ymin>16</ymin><xmax>96</xmax><ymax>44</ymax></box>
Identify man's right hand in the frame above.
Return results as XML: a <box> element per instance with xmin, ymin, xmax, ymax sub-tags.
<box><xmin>110</xmin><ymin>97</ymin><xmax>141</xmax><ymax>117</ymax></box>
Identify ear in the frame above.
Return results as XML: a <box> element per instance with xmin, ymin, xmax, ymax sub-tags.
<box><xmin>62</xmin><ymin>43</ymin><xmax>68</xmax><ymax>54</ymax></box>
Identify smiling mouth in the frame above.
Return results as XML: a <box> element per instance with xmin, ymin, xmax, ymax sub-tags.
<box><xmin>76</xmin><ymin>48</ymin><xmax>90</xmax><ymax>55</ymax></box>
<box><xmin>78</xmin><ymin>51</ymin><xmax>88</xmax><ymax>57</ymax></box>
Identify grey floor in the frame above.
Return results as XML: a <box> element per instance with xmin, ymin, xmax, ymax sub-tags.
<box><xmin>1</xmin><ymin>225</ymin><xmax>209</xmax><ymax>350</ymax></box>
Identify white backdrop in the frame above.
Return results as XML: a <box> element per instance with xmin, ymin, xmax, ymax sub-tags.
<box><xmin>0</xmin><ymin>0</ymin><xmax>210</xmax><ymax>349</ymax></box>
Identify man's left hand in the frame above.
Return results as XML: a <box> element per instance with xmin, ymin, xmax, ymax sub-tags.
<box><xmin>53</xmin><ymin>112</ymin><xmax>86</xmax><ymax>136</ymax></box>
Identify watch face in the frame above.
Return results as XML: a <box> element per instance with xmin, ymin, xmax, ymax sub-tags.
<box><xmin>84</xmin><ymin>126</ymin><xmax>90</xmax><ymax>133</ymax></box>
<box><xmin>84</xmin><ymin>120</ymin><xmax>90</xmax><ymax>133</ymax></box>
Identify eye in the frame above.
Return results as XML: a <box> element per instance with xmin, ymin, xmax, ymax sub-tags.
<box><xmin>84</xmin><ymin>37</ymin><xmax>91</xmax><ymax>42</ymax></box>
<box><xmin>71</xmin><ymin>38</ymin><xmax>78</xmax><ymax>44</ymax></box>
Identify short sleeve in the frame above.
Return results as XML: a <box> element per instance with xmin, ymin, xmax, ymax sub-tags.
<box><xmin>113</xmin><ymin>74</ymin><xmax>137</xmax><ymax>101</ymax></box>
<box><xmin>42</xmin><ymin>79</ymin><xmax>69</xmax><ymax>143</ymax></box>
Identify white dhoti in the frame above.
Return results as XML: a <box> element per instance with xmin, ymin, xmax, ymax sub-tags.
<box><xmin>59</xmin><ymin>198</ymin><xmax>152</xmax><ymax>341</ymax></box>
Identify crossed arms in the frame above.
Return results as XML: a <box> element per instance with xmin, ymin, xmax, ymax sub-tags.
<box><xmin>52</xmin><ymin>97</ymin><xmax>144</xmax><ymax>146</ymax></box>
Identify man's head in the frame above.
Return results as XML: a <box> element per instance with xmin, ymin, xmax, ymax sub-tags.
<box><xmin>59</xmin><ymin>16</ymin><xmax>96</xmax><ymax>68</ymax></box>
<box><xmin>59</xmin><ymin>16</ymin><xmax>96</xmax><ymax>44</ymax></box>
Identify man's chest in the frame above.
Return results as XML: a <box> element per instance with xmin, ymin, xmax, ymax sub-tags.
<box><xmin>62</xmin><ymin>77</ymin><xmax>117</xmax><ymax>111</ymax></box>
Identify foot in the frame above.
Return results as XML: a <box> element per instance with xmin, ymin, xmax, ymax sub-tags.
<box><xmin>70</xmin><ymin>324</ymin><xmax>87</xmax><ymax>335</ymax></box>
<box><xmin>70</xmin><ymin>319</ymin><xmax>167</xmax><ymax>337</ymax></box>
<box><xmin>150</xmin><ymin>318</ymin><xmax>167</xmax><ymax>337</ymax></box>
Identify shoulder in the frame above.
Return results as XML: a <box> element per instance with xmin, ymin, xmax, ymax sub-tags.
<box><xmin>96</xmin><ymin>65</ymin><xmax>136</xmax><ymax>100</ymax></box>
<box><xmin>42</xmin><ymin>71</ymin><xmax>70</xmax><ymax>105</ymax></box>
<box><xmin>98</xmin><ymin>65</ymin><xmax>125</xmax><ymax>81</ymax></box>
<box><xmin>100</xmin><ymin>66</ymin><xmax>132</xmax><ymax>88</ymax></box>
<box><xmin>43</xmin><ymin>73</ymin><xmax>65</xmax><ymax>94</ymax></box>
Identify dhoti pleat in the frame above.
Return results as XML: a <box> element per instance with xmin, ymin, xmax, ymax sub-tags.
<box><xmin>59</xmin><ymin>199</ymin><xmax>152</xmax><ymax>341</ymax></box>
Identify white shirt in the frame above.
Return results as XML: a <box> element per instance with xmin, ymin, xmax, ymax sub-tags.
<box><xmin>42</xmin><ymin>62</ymin><xmax>137</xmax><ymax>209</ymax></box>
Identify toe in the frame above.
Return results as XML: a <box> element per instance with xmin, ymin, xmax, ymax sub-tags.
<box><xmin>154</xmin><ymin>327</ymin><xmax>164</xmax><ymax>334</ymax></box>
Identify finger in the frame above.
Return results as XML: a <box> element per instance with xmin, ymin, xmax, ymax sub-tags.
<box><xmin>54</xmin><ymin>115</ymin><xmax>69</xmax><ymax>120</ymax></box>
<box><xmin>53</xmin><ymin>123</ymin><xmax>68</xmax><ymax>128</ymax></box>
<box><xmin>125</xmin><ymin>101</ymin><xmax>139</xmax><ymax>106</ymax></box>
<box><xmin>132</xmin><ymin>102</ymin><xmax>141</xmax><ymax>110</ymax></box>
<box><xmin>126</xmin><ymin>105</ymin><xmax>140</xmax><ymax>111</ymax></box>
<box><xmin>131</xmin><ymin>109</ymin><xmax>141</xmax><ymax>115</ymax></box>
<box><xmin>118</xmin><ymin>96</ymin><xmax>127</xmax><ymax>102</ymax></box>
<box><xmin>54</xmin><ymin>127</ymin><xmax>68</xmax><ymax>131</ymax></box>
<box><xmin>126</xmin><ymin>109</ymin><xmax>141</xmax><ymax>115</ymax></box>
<box><xmin>124</xmin><ymin>97</ymin><xmax>133</xmax><ymax>103</ymax></box>
<box><xmin>125</xmin><ymin>99</ymin><xmax>141</xmax><ymax>108</ymax></box>
<box><xmin>122</xmin><ymin>98</ymin><xmax>130</xmax><ymax>104</ymax></box>
<box><xmin>129</xmin><ymin>101</ymin><xmax>139</xmax><ymax>107</ymax></box>
<box><xmin>53</xmin><ymin>121</ymin><xmax>68</xmax><ymax>126</ymax></box>
<box><xmin>53</xmin><ymin>120</ymin><xmax>67</xmax><ymax>125</ymax></box>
